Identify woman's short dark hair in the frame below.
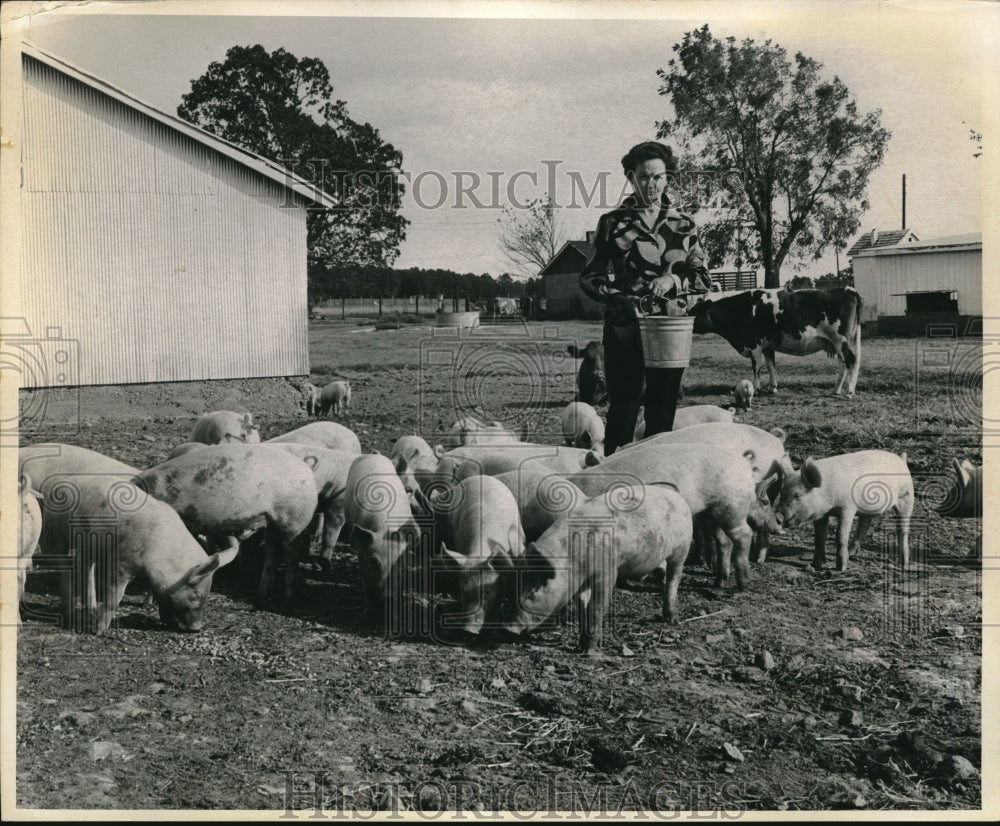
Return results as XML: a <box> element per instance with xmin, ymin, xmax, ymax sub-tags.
<box><xmin>621</xmin><ymin>141</ymin><xmax>677</xmax><ymax>175</ymax></box>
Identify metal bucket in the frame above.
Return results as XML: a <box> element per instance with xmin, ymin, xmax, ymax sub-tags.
<box><xmin>637</xmin><ymin>315</ymin><xmax>695</xmax><ymax>368</ymax></box>
<box><xmin>436</xmin><ymin>311</ymin><xmax>480</xmax><ymax>329</ymax></box>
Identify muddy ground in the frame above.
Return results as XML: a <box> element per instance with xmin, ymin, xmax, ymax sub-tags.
<box><xmin>13</xmin><ymin>318</ymin><xmax>984</xmax><ymax>814</ymax></box>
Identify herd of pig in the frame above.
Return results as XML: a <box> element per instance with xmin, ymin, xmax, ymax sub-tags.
<box><xmin>15</xmin><ymin>394</ymin><xmax>983</xmax><ymax>654</ymax></box>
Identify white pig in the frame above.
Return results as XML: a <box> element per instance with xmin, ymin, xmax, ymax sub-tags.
<box><xmin>15</xmin><ymin>474</ymin><xmax>43</xmax><ymax>625</ymax></box>
<box><xmin>190</xmin><ymin>411</ymin><xmax>260</xmax><ymax>444</ymax></box>
<box><xmin>634</xmin><ymin>404</ymin><xmax>736</xmax><ymax>440</ymax></box>
<box><xmin>734</xmin><ymin>379</ymin><xmax>755</xmax><ymax>411</ymax></box>
<box><xmin>559</xmin><ymin>401</ymin><xmax>606</xmax><ymax>457</ymax></box>
<box><xmin>566</xmin><ymin>442</ymin><xmax>757</xmax><ymax>590</ymax></box>
<box><xmin>439</xmin><ymin>443</ymin><xmax>600</xmax><ymax>479</ymax></box>
<box><xmin>775</xmin><ymin>450</ymin><xmax>913</xmax><ymax>570</ymax></box>
<box><xmin>133</xmin><ymin>445</ymin><xmax>318</xmax><ymax>603</ymax></box>
<box><xmin>267</xmin><ymin>444</ymin><xmax>358</xmax><ymax>556</ymax></box>
<box><xmin>493</xmin><ymin>468</ymin><xmax>587</xmax><ymax>542</ymax></box>
<box><xmin>266</xmin><ymin>421</ymin><xmax>362</xmax><ymax>454</ymax></box>
<box><xmin>439</xmin><ymin>474</ymin><xmax>525</xmax><ymax>635</ymax></box>
<box><xmin>389</xmin><ymin>435</ymin><xmax>439</xmax><ymax>516</ymax></box>
<box><xmin>501</xmin><ymin>484</ymin><xmax>693</xmax><ymax>654</ymax></box>
<box><xmin>344</xmin><ymin>453</ymin><xmax>422</xmax><ymax>618</ymax></box>
<box><xmin>20</xmin><ymin>445</ymin><xmax>237</xmax><ymax>633</ymax></box>
<box><xmin>313</xmin><ymin>380</ymin><xmax>352</xmax><ymax>417</ymax></box>
<box><xmin>442</xmin><ymin>416</ymin><xmax>522</xmax><ymax>448</ymax></box>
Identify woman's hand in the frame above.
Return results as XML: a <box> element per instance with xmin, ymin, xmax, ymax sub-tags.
<box><xmin>649</xmin><ymin>275</ymin><xmax>677</xmax><ymax>298</ymax></box>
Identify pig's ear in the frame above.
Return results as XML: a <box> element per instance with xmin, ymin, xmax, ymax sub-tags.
<box><xmin>222</xmin><ymin>432</ymin><xmax>242</xmax><ymax>443</ymax></box>
<box><xmin>802</xmin><ymin>457</ymin><xmax>822</xmax><ymax>490</ymax></box>
<box><xmin>769</xmin><ymin>427</ymin><xmax>787</xmax><ymax>443</ymax></box>
<box><xmin>243</xmin><ymin>412</ymin><xmax>254</xmax><ymax>428</ymax></box>
<box><xmin>953</xmin><ymin>458</ymin><xmax>970</xmax><ymax>490</ymax></box>
<box><xmin>215</xmin><ymin>546</ymin><xmax>240</xmax><ymax>569</ymax></box>
<box><xmin>442</xmin><ymin>544</ymin><xmax>470</xmax><ymax>569</ymax></box>
<box><xmin>579</xmin><ymin>430</ymin><xmax>593</xmax><ymax>450</ymax></box>
<box><xmin>584</xmin><ymin>450</ymin><xmax>602</xmax><ymax>467</ymax></box>
<box><xmin>727</xmin><ymin>406</ymin><xmax>737</xmax><ymax>415</ymax></box>
<box><xmin>349</xmin><ymin>525</ymin><xmax>376</xmax><ymax>554</ymax></box>
<box><xmin>184</xmin><ymin>553</ymin><xmax>224</xmax><ymax>587</ymax></box>
<box><xmin>433</xmin><ymin>444</ymin><xmax>446</xmax><ymax>460</ymax></box>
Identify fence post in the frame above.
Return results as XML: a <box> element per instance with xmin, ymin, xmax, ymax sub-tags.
<box><xmin>415</xmin><ymin>295</ymin><xmax>420</xmax><ymax>315</ymax></box>
<box><xmin>341</xmin><ymin>296</ymin><xmax>345</xmax><ymax>320</ymax></box>
<box><xmin>378</xmin><ymin>297</ymin><xmax>383</xmax><ymax>318</ymax></box>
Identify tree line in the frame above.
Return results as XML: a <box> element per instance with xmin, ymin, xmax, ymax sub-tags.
<box><xmin>307</xmin><ymin>264</ymin><xmax>542</xmax><ymax>305</ymax></box>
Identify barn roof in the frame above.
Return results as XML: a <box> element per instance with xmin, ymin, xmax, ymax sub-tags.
<box><xmin>20</xmin><ymin>41</ymin><xmax>339</xmax><ymax>209</ymax></box>
<box><xmin>539</xmin><ymin>239</ymin><xmax>595</xmax><ymax>276</ymax></box>
<box><xmin>852</xmin><ymin>232</ymin><xmax>981</xmax><ymax>257</ymax></box>
<box><xmin>846</xmin><ymin>228</ymin><xmax>919</xmax><ymax>257</ymax></box>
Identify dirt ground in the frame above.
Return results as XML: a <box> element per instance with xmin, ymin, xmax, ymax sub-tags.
<box><xmin>13</xmin><ymin>318</ymin><xmax>984</xmax><ymax>814</ymax></box>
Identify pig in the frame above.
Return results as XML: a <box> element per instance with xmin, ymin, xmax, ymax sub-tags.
<box><xmin>567</xmin><ymin>341</ymin><xmax>608</xmax><ymax>406</ymax></box>
<box><xmin>634</xmin><ymin>404</ymin><xmax>736</xmax><ymax>440</ymax></box>
<box><xmin>734</xmin><ymin>379</ymin><xmax>755</xmax><ymax>411</ymax></box>
<box><xmin>266</xmin><ymin>444</ymin><xmax>358</xmax><ymax>556</ymax></box>
<box><xmin>442</xmin><ymin>416</ymin><xmax>522</xmax><ymax>448</ymax></box>
<box><xmin>190</xmin><ymin>411</ymin><xmax>260</xmax><ymax>444</ymax></box>
<box><xmin>344</xmin><ymin>453</ymin><xmax>422</xmax><ymax>618</ymax></box>
<box><xmin>20</xmin><ymin>445</ymin><xmax>236</xmax><ymax>633</ymax></box>
<box><xmin>774</xmin><ymin>450</ymin><xmax>913</xmax><ymax>571</ymax></box>
<box><xmin>133</xmin><ymin>444</ymin><xmax>318</xmax><ymax>603</ymax></box>
<box><xmin>166</xmin><ymin>442</ymin><xmax>209</xmax><ymax>460</ymax></box>
<box><xmin>500</xmin><ymin>484</ymin><xmax>693</xmax><ymax>654</ymax></box>
<box><xmin>439</xmin><ymin>444</ymin><xmax>601</xmax><ymax>480</ymax></box>
<box><xmin>936</xmin><ymin>458</ymin><xmax>982</xmax><ymax>519</ymax></box>
<box><xmin>15</xmin><ymin>474</ymin><xmax>43</xmax><ymax>625</ymax></box>
<box><xmin>313</xmin><ymin>379</ymin><xmax>352</xmax><ymax>417</ymax></box>
<box><xmin>623</xmin><ymin>421</ymin><xmax>791</xmax><ymax>565</ymax></box>
<box><xmin>560</xmin><ymin>401</ymin><xmax>606</xmax><ymax>457</ymax></box>
<box><xmin>566</xmin><ymin>442</ymin><xmax>757</xmax><ymax>589</ymax></box>
<box><xmin>300</xmin><ymin>380</ymin><xmax>319</xmax><ymax>415</ymax></box>
<box><xmin>266</xmin><ymin>421</ymin><xmax>362</xmax><ymax>454</ymax></box>
<box><xmin>438</xmin><ymin>474</ymin><xmax>525</xmax><ymax>634</ymax></box>
<box><xmin>493</xmin><ymin>468</ymin><xmax>587</xmax><ymax>542</ymax></box>
<box><xmin>20</xmin><ymin>444</ymin><xmax>142</xmax><ymax>621</ymax></box>
<box><xmin>389</xmin><ymin>435</ymin><xmax>440</xmax><ymax>516</ymax></box>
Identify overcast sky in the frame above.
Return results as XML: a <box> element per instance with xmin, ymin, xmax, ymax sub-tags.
<box><xmin>13</xmin><ymin>0</ymin><xmax>995</xmax><ymax>282</ymax></box>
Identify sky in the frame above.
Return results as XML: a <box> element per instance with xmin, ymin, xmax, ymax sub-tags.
<box><xmin>10</xmin><ymin>0</ymin><xmax>996</xmax><ymax>283</ymax></box>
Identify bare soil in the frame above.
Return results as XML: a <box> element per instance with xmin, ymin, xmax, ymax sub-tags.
<box><xmin>14</xmin><ymin>319</ymin><xmax>983</xmax><ymax>814</ymax></box>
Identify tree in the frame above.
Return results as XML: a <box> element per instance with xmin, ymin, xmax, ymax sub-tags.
<box><xmin>785</xmin><ymin>275</ymin><xmax>814</xmax><ymax>290</ymax></box>
<box><xmin>178</xmin><ymin>45</ymin><xmax>408</xmax><ymax>272</ymax></box>
<box><xmin>657</xmin><ymin>26</ymin><xmax>890</xmax><ymax>288</ymax></box>
<box><xmin>497</xmin><ymin>196</ymin><xmax>567</xmax><ymax>278</ymax></box>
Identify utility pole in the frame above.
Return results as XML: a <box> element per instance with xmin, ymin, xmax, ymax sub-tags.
<box><xmin>902</xmin><ymin>174</ymin><xmax>906</xmax><ymax>229</ymax></box>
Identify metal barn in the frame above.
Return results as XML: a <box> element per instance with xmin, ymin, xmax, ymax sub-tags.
<box><xmin>9</xmin><ymin>43</ymin><xmax>337</xmax><ymax>388</ymax></box>
<box><xmin>850</xmin><ymin>234</ymin><xmax>982</xmax><ymax>335</ymax></box>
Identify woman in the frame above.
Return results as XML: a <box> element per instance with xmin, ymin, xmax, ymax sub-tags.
<box><xmin>580</xmin><ymin>141</ymin><xmax>711</xmax><ymax>455</ymax></box>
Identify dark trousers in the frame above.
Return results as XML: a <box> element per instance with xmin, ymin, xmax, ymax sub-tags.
<box><xmin>603</xmin><ymin>319</ymin><xmax>685</xmax><ymax>455</ymax></box>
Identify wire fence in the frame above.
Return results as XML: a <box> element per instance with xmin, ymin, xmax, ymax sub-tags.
<box><xmin>311</xmin><ymin>296</ymin><xmax>516</xmax><ymax>319</ymax></box>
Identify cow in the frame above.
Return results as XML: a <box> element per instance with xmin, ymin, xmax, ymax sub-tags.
<box><xmin>567</xmin><ymin>341</ymin><xmax>608</xmax><ymax>406</ymax></box>
<box><xmin>687</xmin><ymin>287</ymin><xmax>863</xmax><ymax>397</ymax></box>
<box><xmin>492</xmin><ymin>297</ymin><xmax>520</xmax><ymax>321</ymax></box>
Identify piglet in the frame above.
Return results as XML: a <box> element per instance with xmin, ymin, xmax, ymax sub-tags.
<box><xmin>313</xmin><ymin>380</ymin><xmax>352</xmax><ymax>417</ymax></box>
<box><xmin>734</xmin><ymin>379</ymin><xmax>755</xmax><ymax>411</ymax></box>
<box><xmin>559</xmin><ymin>401</ymin><xmax>605</xmax><ymax>457</ymax></box>
<box><xmin>190</xmin><ymin>411</ymin><xmax>260</xmax><ymax>445</ymax></box>
<box><xmin>501</xmin><ymin>484</ymin><xmax>693</xmax><ymax>655</ymax></box>
<box><xmin>775</xmin><ymin>450</ymin><xmax>913</xmax><ymax>570</ymax></box>
<box><xmin>439</xmin><ymin>474</ymin><xmax>525</xmax><ymax>634</ymax></box>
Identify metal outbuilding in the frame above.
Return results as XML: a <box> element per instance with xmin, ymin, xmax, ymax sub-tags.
<box><xmin>850</xmin><ymin>233</ymin><xmax>982</xmax><ymax>335</ymax></box>
<box><xmin>6</xmin><ymin>42</ymin><xmax>337</xmax><ymax>388</ymax></box>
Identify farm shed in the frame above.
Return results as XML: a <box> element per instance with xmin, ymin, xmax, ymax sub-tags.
<box><xmin>540</xmin><ymin>235</ymin><xmax>603</xmax><ymax>320</ymax></box>
<box><xmin>850</xmin><ymin>233</ymin><xmax>982</xmax><ymax>336</ymax></box>
<box><xmin>7</xmin><ymin>42</ymin><xmax>337</xmax><ymax>389</ymax></box>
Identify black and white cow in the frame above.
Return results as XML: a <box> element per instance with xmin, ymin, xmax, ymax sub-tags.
<box><xmin>492</xmin><ymin>297</ymin><xmax>520</xmax><ymax>321</ymax></box>
<box><xmin>687</xmin><ymin>287</ymin><xmax>863</xmax><ymax>397</ymax></box>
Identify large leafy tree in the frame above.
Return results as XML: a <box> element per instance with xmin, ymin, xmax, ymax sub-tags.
<box><xmin>178</xmin><ymin>44</ymin><xmax>408</xmax><ymax>270</ymax></box>
<box><xmin>657</xmin><ymin>26</ymin><xmax>890</xmax><ymax>288</ymax></box>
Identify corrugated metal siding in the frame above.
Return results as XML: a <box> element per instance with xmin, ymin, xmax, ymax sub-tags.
<box><xmin>19</xmin><ymin>55</ymin><xmax>308</xmax><ymax>387</ymax></box>
<box><xmin>853</xmin><ymin>249</ymin><xmax>982</xmax><ymax>322</ymax></box>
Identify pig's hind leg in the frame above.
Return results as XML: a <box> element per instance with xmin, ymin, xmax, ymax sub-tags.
<box><xmin>848</xmin><ymin>514</ymin><xmax>874</xmax><ymax>558</ymax></box>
